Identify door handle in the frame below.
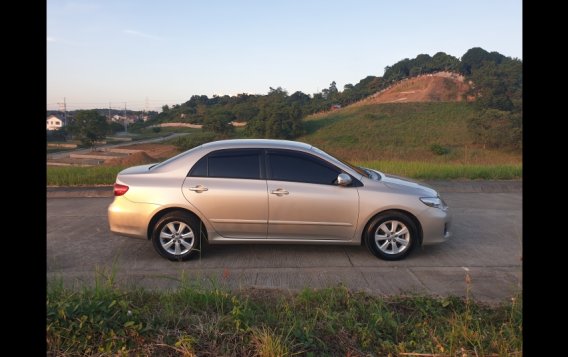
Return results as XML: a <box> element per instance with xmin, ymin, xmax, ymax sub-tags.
<box><xmin>187</xmin><ymin>185</ymin><xmax>208</xmax><ymax>193</ymax></box>
<box><xmin>270</xmin><ymin>188</ymin><xmax>289</xmax><ymax>196</ymax></box>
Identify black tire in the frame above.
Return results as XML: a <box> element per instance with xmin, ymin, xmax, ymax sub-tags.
<box><xmin>365</xmin><ymin>211</ymin><xmax>418</xmax><ymax>261</ymax></box>
<box><xmin>151</xmin><ymin>211</ymin><xmax>202</xmax><ymax>261</ymax></box>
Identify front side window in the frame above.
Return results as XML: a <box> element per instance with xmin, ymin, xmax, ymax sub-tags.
<box><xmin>267</xmin><ymin>150</ymin><xmax>340</xmax><ymax>185</ymax></box>
<box><xmin>189</xmin><ymin>149</ymin><xmax>262</xmax><ymax>179</ymax></box>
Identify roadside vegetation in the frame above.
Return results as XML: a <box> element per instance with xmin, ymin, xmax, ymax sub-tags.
<box><xmin>47</xmin><ymin>166</ymin><xmax>125</xmax><ymax>186</ymax></box>
<box><xmin>47</xmin><ymin>276</ymin><xmax>521</xmax><ymax>356</ymax></box>
<box><xmin>46</xmin><ymin>161</ymin><xmax>521</xmax><ymax>186</ymax></box>
<box><xmin>357</xmin><ymin>161</ymin><xmax>521</xmax><ymax>180</ymax></box>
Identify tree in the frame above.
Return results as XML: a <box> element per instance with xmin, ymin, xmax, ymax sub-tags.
<box><xmin>202</xmin><ymin>111</ymin><xmax>235</xmax><ymax>136</ymax></box>
<box><xmin>432</xmin><ymin>52</ymin><xmax>460</xmax><ymax>72</ymax></box>
<box><xmin>245</xmin><ymin>102</ymin><xmax>303</xmax><ymax>139</ymax></box>
<box><xmin>67</xmin><ymin>110</ymin><xmax>109</xmax><ymax>149</ymax></box>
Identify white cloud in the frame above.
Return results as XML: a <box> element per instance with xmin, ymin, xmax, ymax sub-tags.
<box><xmin>47</xmin><ymin>36</ymin><xmax>56</xmax><ymax>42</ymax></box>
<box><xmin>123</xmin><ymin>29</ymin><xmax>162</xmax><ymax>41</ymax></box>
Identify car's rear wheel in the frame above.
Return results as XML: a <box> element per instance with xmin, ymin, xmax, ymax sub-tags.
<box><xmin>365</xmin><ymin>211</ymin><xmax>417</xmax><ymax>260</ymax></box>
<box><xmin>152</xmin><ymin>212</ymin><xmax>201</xmax><ymax>261</ymax></box>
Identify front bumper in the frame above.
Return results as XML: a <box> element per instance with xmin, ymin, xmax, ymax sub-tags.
<box><xmin>419</xmin><ymin>207</ymin><xmax>451</xmax><ymax>245</ymax></box>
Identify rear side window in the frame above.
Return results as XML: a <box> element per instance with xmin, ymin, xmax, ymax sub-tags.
<box><xmin>189</xmin><ymin>156</ymin><xmax>207</xmax><ymax>176</ymax></box>
<box><xmin>188</xmin><ymin>149</ymin><xmax>262</xmax><ymax>179</ymax></box>
<box><xmin>267</xmin><ymin>150</ymin><xmax>340</xmax><ymax>185</ymax></box>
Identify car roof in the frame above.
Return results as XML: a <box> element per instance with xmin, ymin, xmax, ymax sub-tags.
<box><xmin>201</xmin><ymin>139</ymin><xmax>313</xmax><ymax>151</ymax></box>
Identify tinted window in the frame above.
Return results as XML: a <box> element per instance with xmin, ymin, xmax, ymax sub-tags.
<box><xmin>268</xmin><ymin>151</ymin><xmax>339</xmax><ymax>185</ymax></box>
<box><xmin>189</xmin><ymin>150</ymin><xmax>261</xmax><ymax>179</ymax></box>
<box><xmin>188</xmin><ymin>156</ymin><xmax>207</xmax><ymax>176</ymax></box>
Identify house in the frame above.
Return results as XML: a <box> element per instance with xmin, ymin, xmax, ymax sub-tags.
<box><xmin>112</xmin><ymin>114</ymin><xmax>138</xmax><ymax>124</ymax></box>
<box><xmin>46</xmin><ymin>115</ymin><xmax>64</xmax><ymax>130</ymax></box>
<box><xmin>331</xmin><ymin>104</ymin><xmax>342</xmax><ymax>110</ymax></box>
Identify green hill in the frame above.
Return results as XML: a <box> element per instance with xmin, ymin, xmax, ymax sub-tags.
<box><xmin>299</xmin><ymin>102</ymin><xmax>520</xmax><ymax>165</ymax></box>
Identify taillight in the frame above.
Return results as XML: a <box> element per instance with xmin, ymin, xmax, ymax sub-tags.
<box><xmin>114</xmin><ymin>183</ymin><xmax>129</xmax><ymax>196</ymax></box>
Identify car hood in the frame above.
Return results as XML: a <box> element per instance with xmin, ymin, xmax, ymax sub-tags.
<box><xmin>371</xmin><ymin>170</ymin><xmax>438</xmax><ymax>196</ymax></box>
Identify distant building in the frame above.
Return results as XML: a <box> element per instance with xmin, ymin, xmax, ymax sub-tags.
<box><xmin>331</xmin><ymin>104</ymin><xmax>342</xmax><ymax>110</ymax></box>
<box><xmin>112</xmin><ymin>114</ymin><xmax>137</xmax><ymax>124</ymax></box>
<box><xmin>46</xmin><ymin>115</ymin><xmax>64</xmax><ymax>130</ymax></box>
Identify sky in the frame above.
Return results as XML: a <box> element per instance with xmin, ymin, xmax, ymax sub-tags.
<box><xmin>47</xmin><ymin>0</ymin><xmax>522</xmax><ymax>112</ymax></box>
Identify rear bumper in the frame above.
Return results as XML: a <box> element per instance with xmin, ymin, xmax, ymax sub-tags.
<box><xmin>108</xmin><ymin>196</ymin><xmax>159</xmax><ymax>239</ymax></box>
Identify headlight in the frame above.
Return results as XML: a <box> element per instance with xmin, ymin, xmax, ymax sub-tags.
<box><xmin>420</xmin><ymin>197</ymin><xmax>448</xmax><ymax>211</ymax></box>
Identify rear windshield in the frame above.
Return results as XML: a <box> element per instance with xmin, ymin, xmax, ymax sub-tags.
<box><xmin>150</xmin><ymin>145</ymin><xmax>202</xmax><ymax>170</ymax></box>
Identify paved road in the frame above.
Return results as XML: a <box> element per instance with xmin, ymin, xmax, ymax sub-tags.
<box><xmin>47</xmin><ymin>186</ymin><xmax>522</xmax><ymax>304</ymax></box>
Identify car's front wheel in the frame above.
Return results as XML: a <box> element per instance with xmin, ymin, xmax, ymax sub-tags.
<box><xmin>365</xmin><ymin>211</ymin><xmax>418</xmax><ymax>260</ymax></box>
<box><xmin>151</xmin><ymin>211</ymin><xmax>201</xmax><ymax>261</ymax></box>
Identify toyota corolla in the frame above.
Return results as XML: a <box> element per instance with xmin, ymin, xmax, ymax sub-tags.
<box><xmin>108</xmin><ymin>139</ymin><xmax>451</xmax><ymax>261</ymax></box>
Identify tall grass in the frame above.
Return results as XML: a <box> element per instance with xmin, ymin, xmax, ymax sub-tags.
<box><xmin>47</xmin><ymin>281</ymin><xmax>522</xmax><ymax>356</ymax></box>
<box><xmin>358</xmin><ymin>160</ymin><xmax>522</xmax><ymax>180</ymax></box>
<box><xmin>47</xmin><ymin>166</ymin><xmax>125</xmax><ymax>186</ymax></box>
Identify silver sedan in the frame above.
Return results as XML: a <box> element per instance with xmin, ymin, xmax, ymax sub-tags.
<box><xmin>108</xmin><ymin>139</ymin><xmax>451</xmax><ymax>261</ymax></box>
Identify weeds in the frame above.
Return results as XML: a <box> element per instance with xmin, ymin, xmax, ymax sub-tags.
<box><xmin>357</xmin><ymin>160</ymin><xmax>522</xmax><ymax>180</ymax></box>
<box><xmin>47</xmin><ymin>166</ymin><xmax>125</xmax><ymax>186</ymax></box>
<box><xmin>47</xmin><ymin>282</ymin><xmax>522</xmax><ymax>356</ymax></box>
<box><xmin>47</xmin><ymin>161</ymin><xmax>521</xmax><ymax>186</ymax></box>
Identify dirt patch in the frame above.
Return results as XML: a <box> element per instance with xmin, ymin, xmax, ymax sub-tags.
<box><xmin>104</xmin><ymin>151</ymin><xmax>158</xmax><ymax>166</ymax></box>
<box><xmin>352</xmin><ymin>72</ymin><xmax>471</xmax><ymax>107</ymax></box>
<box><xmin>103</xmin><ymin>144</ymin><xmax>181</xmax><ymax>167</ymax></box>
<box><xmin>114</xmin><ymin>144</ymin><xmax>180</xmax><ymax>159</ymax></box>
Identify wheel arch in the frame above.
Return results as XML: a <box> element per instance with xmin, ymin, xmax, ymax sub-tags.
<box><xmin>360</xmin><ymin>209</ymin><xmax>423</xmax><ymax>246</ymax></box>
<box><xmin>147</xmin><ymin>207</ymin><xmax>208</xmax><ymax>241</ymax></box>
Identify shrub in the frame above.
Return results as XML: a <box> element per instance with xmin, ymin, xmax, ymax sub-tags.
<box><xmin>430</xmin><ymin>144</ymin><xmax>451</xmax><ymax>155</ymax></box>
<box><xmin>170</xmin><ymin>132</ymin><xmax>216</xmax><ymax>150</ymax></box>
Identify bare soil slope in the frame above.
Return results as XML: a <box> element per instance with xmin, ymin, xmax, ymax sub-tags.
<box><xmin>352</xmin><ymin>72</ymin><xmax>471</xmax><ymax>107</ymax></box>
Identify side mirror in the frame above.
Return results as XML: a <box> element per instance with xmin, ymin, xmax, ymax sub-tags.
<box><xmin>337</xmin><ymin>173</ymin><xmax>352</xmax><ymax>186</ymax></box>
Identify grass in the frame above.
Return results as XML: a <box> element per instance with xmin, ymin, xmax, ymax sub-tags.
<box><xmin>47</xmin><ymin>146</ymin><xmax>76</xmax><ymax>154</ymax></box>
<box><xmin>46</xmin><ymin>162</ymin><xmax>521</xmax><ymax>186</ymax></box>
<box><xmin>47</xmin><ymin>166</ymin><xmax>125</xmax><ymax>186</ymax></box>
<box><xmin>357</xmin><ymin>160</ymin><xmax>522</xmax><ymax>180</ymax></box>
<box><xmin>300</xmin><ymin>102</ymin><xmax>521</xmax><ymax>164</ymax></box>
<box><xmin>47</xmin><ymin>277</ymin><xmax>522</xmax><ymax>356</ymax></box>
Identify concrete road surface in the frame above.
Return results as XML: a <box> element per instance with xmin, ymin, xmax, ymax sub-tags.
<box><xmin>47</xmin><ymin>186</ymin><xmax>522</xmax><ymax>304</ymax></box>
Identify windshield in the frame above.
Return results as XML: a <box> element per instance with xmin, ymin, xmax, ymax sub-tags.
<box><xmin>310</xmin><ymin>146</ymin><xmax>371</xmax><ymax>178</ymax></box>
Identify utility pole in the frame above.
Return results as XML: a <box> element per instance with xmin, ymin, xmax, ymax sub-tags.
<box><xmin>57</xmin><ymin>97</ymin><xmax>67</xmax><ymax>126</ymax></box>
<box><xmin>123</xmin><ymin>102</ymin><xmax>128</xmax><ymax>133</ymax></box>
<box><xmin>108</xmin><ymin>102</ymin><xmax>112</xmax><ymax>121</ymax></box>
<box><xmin>63</xmin><ymin>97</ymin><xmax>67</xmax><ymax>126</ymax></box>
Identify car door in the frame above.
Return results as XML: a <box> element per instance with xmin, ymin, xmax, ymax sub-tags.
<box><xmin>266</xmin><ymin>149</ymin><xmax>359</xmax><ymax>240</ymax></box>
<box><xmin>182</xmin><ymin>148</ymin><xmax>268</xmax><ymax>239</ymax></box>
